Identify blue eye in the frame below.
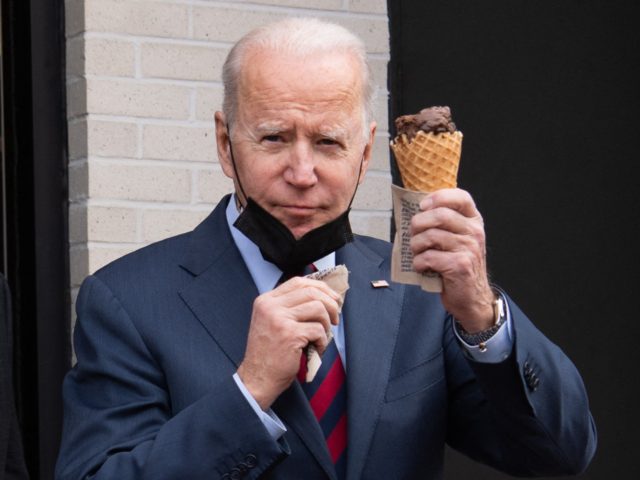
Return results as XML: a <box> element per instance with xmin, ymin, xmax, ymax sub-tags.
<box><xmin>263</xmin><ymin>135</ymin><xmax>282</xmax><ymax>143</ymax></box>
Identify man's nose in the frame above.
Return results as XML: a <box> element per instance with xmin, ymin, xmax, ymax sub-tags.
<box><xmin>283</xmin><ymin>142</ymin><xmax>318</xmax><ymax>188</ymax></box>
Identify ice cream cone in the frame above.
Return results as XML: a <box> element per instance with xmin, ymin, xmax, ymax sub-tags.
<box><xmin>391</xmin><ymin>130</ymin><xmax>463</xmax><ymax>193</ymax></box>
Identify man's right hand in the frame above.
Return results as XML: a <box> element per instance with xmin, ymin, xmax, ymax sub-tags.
<box><xmin>237</xmin><ymin>277</ymin><xmax>341</xmax><ymax>410</ymax></box>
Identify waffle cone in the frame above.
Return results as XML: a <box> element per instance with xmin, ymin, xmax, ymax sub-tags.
<box><xmin>391</xmin><ymin>130</ymin><xmax>462</xmax><ymax>192</ymax></box>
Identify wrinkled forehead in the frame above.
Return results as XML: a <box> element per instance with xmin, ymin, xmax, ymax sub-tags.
<box><xmin>236</xmin><ymin>47</ymin><xmax>366</xmax><ymax>115</ymax></box>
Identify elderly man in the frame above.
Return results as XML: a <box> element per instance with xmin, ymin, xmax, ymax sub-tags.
<box><xmin>56</xmin><ymin>18</ymin><xmax>596</xmax><ymax>480</ymax></box>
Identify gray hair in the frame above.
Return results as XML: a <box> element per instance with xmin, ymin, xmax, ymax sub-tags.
<box><xmin>222</xmin><ymin>17</ymin><xmax>375</xmax><ymax>139</ymax></box>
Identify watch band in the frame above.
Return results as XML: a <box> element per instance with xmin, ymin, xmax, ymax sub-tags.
<box><xmin>456</xmin><ymin>294</ymin><xmax>506</xmax><ymax>348</ymax></box>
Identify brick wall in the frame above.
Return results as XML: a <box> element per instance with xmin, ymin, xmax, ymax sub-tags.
<box><xmin>66</xmin><ymin>0</ymin><xmax>391</xmax><ymax>305</ymax></box>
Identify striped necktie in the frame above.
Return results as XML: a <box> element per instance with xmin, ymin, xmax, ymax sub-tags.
<box><xmin>299</xmin><ymin>329</ymin><xmax>348</xmax><ymax>478</ymax></box>
<box><xmin>278</xmin><ymin>263</ymin><xmax>348</xmax><ymax>477</ymax></box>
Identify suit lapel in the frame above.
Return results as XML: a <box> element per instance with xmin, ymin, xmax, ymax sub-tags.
<box><xmin>178</xmin><ymin>198</ymin><xmax>258</xmax><ymax>367</ymax></box>
<box><xmin>273</xmin><ymin>383</ymin><xmax>337</xmax><ymax>480</ymax></box>
<box><xmin>177</xmin><ymin>197</ymin><xmax>336</xmax><ymax>477</ymax></box>
<box><xmin>337</xmin><ymin>240</ymin><xmax>404</xmax><ymax>480</ymax></box>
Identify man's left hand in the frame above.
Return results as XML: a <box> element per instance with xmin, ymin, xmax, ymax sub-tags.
<box><xmin>409</xmin><ymin>188</ymin><xmax>495</xmax><ymax>333</ymax></box>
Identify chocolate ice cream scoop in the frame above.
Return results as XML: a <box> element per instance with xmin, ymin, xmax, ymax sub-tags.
<box><xmin>395</xmin><ymin>106</ymin><xmax>457</xmax><ymax>142</ymax></box>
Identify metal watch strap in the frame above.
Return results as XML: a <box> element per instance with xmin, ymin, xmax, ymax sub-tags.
<box><xmin>456</xmin><ymin>294</ymin><xmax>506</xmax><ymax>347</ymax></box>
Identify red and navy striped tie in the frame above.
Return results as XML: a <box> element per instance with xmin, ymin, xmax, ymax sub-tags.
<box><xmin>299</xmin><ymin>339</ymin><xmax>348</xmax><ymax>479</ymax></box>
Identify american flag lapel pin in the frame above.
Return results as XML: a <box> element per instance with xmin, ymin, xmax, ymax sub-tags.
<box><xmin>371</xmin><ymin>280</ymin><xmax>390</xmax><ymax>288</ymax></box>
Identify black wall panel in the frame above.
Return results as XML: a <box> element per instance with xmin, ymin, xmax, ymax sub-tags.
<box><xmin>2</xmin><ymin>0</ymin><xmax>70</xmax><ymax>478</ymax></box>
<box><xmin>389</xmin><ymin>1</ymin><xmax>639</xmax><ymax>478</ymax></box>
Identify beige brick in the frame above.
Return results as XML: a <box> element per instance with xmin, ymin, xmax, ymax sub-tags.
<box><xmin>67</xmin><ymin>36</ymin><xmax>84</xmax><ymax>78</ymax></box>
<box><xmin>85</xmin><ymin>38</ymin><xmax>135</xmax><ymax>77</ymax></box>
<box><xmin>69</xmin><ymin>204</ymin><xmax>88</xmax><ymax>244</ymax></box>
<box><xmin>141</xmin><ymin>43</ymin><xmax>227</xmax><ymax>82</ymax></box>
<box><xmin>87</xmin><ymin>206</ymin><xmax>138</xmax><ymax>242</ymax></box>
<box><xmin>196</xmin><ymin>168</ymin><xmax>234</xmax><ymax>204</ymax></box>
<box><xmin>67</xmin><ymin>78</ymin><xmax>87</xmax><ymax>119</ymax></box>
<box><xmin>70</xmin><ymin>288</ymin><xmax>80</xmax><ymax>318</ymax></box>
<box><xmin>88</xmin><ymin>163</ymin><xmax>191</xmax><ymax>202</ymax></box>
<box><xmin>373</xmin><ymin>94</ymin><xmax>388</xmax><ymax>129</ymax></box>
<box><xmin>86</xmin><ymin>78</ymin><xmax>190</xmax><ymax>119</ymax></box>
<box><xmin>88</xmin><ymin>120</ymin><xmax>138</xmax><ymax>158</ymax></box>
<box><xmin>88</xmin><ymin>246</ymin><xmax>139</xmax><ymax>275</ymax></box>
<box><xmin>349</xmin><ymin>0</ymin><xmax>387</xmax><ymax>14</ymax></box>
<box><xmin>368</xmin><ymin>57</ymin><xmax>389</xmax><ymax>96</ymax></box>
<box><xmin>65</xmin><ymin>0</ymin><xmax>85</xmax><ymax>38</ymax></box>
<box><xmin>84</xmin><ymin>0</ymin><xmax>188</xmax><ymax>38</ymax></box>
<box><xmin>195</xmin><ymin>86</ymin><xmax>224</xmax><ymax>121</ymax></box>
<box><xmin>232</xmin><ymin>0</ymin><xmax>343</xmax><ymax>8</ymax></box>
<box><xmin>369</xmin><ymin>134</ymin><xmax>391</xmax><ymax>172</ymax></box>
<box><xmin>70</xmin><ymin>246</ymin><xmax>89</xmax><ymax>287</ymax></box>
<box><xmin>352</xmin><ymin>173</ymin><xmax>391</xmax><ymax>210</ymax></box>
<box><xmin>350</xmin><ymin>212</ymin><xmax>391</xmax><ymax>241</ymax></box>
<box><xmin>142</xmin><ymin>209</ymin><xmax>210</xmax><ymax>242</ymax></box>
<box><xmin>143</xmin><ymin>125</ymin><xmax>216</xmax><ymax>162</ymax></box>
<box><xmin>69</xmin><ymin>162</ymin><xmax>88</xmax><ymax>201</ymax></box>
<box><xmin>68</xmin><ymin>120</ymin><xmax>88</xmax><ymax>160</ymax></box>
<box><xmin>333</xmin><ymin>16</ymin><xmax>389</xmax><ymax>54</ymax></box>
<box><xmin>193</xmin><ymin>7</ymin><xmax>289</xmax><ymax>43</ymax></box>
<box><xmin>195</xmin><ymin>6</ymin><xmax>388</xmax><ymax>50</ymax></box>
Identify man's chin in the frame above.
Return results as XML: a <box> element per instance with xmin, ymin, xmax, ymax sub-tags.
<box><xmin>276</xmin><ymin>213</ymin><xmax>326</xmax><ymax>239</ymax></box>
<box><xmin>287</xmin><ymin>224</ymin><xmax>318</xmax><ymax>240</ymax></box>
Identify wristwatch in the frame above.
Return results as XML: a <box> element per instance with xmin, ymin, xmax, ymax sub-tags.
<box><xmin>456</xmin><ymin>293</ymin><xmax>506</xmax><ymax>351</ymax></box>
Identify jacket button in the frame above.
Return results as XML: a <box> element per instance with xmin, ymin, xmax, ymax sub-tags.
<box><xmin>229</xmin><ymin>468</ymin><xmax>242</xmax><ymax>480</ymax></box>
<box><xmin>245</xmin><ymin>454</ymin><xmax>257</xmax><ymax>468</ymax></box>
<box><xmin>532</xmin><ymin>376</ymin><xmax>540</xmax><ymax>390</ymax></box>
<box><xmin>526</xmin><ymin>373</ymin><xmax>539</xmax><ymax>391</ymax></box>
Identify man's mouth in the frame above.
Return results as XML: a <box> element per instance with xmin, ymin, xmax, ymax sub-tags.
<box><xmin>279</xmin><ymin>205</ymin><xmax>318</xmax><ymax>215</ymax></box>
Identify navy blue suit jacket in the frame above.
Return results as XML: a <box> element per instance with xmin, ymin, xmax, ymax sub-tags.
<box><xmin>56</xmin><ymin>196</ymin><xmax>596</xmax><ymax>479</ymax></box>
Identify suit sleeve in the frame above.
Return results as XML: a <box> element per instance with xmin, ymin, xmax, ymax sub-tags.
<box><xmin>56</xmin><ymin>275</ymin><xmax>288</xmax><ymax>480</ymax></box>
<box><xmin>444</xmin><ymin>293</ymin><xmax>597</xmax><ymax>476</ymax></box>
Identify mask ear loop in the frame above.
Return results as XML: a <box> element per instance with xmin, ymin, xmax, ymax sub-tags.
<box><xmin>346</xmin><ymin>152</ymin><xmax>366</xmax><ymax>210</ymax></box>
<box><xmin>226</xmin><ymin>125</ymin><xmax>249</xmax><ymax>211</ymax></box>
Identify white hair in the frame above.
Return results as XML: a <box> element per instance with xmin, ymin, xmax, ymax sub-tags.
<box><xmin>222</xmin><ymin>17</ymin><xmax>375</xmax><ymax>139</ymax></box>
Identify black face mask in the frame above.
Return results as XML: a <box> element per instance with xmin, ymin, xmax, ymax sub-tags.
<box><xmin>226</xmin><ymin>129</ymin><xmax>361</xmax><ymax>275</ymax></box>
<box><xmin>234</xmin><ymin>198</ymin><xmax>353</xmax><ymax>275</ymax></box>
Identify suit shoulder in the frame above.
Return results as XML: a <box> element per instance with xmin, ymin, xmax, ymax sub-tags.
<box><xmin>353</xmin><ymin>234</ymin><xmax>393</xmax><ymax>258</ymax></box>
<box><xmin>94</xmin><ymin>232</ymin><xmax>190</xmax><ymax>280</ymax></box>
<box><xmin>79</xmin><ymin>231</ymin><xmax>198</xmax><ymax>322</ymax></box>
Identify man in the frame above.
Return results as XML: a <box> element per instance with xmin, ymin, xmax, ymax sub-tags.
<box><xmin>1</xmin><ymin>274</ymin><xmax>29</xmax><ymax>480</ymax></box>
<box><xmin>56</xmin><ymin>18</ymin><xmax>596</xmax><ymax>479</ymax></box>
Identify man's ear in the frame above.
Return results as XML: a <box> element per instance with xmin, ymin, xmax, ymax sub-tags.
<box><xmin>214</xmin><ymin>111</ymin><xmax>234</xmax><ymax>179</ymax></box>
<box><xmin>358</xmin><ymin>121</ymin><xmax>377</xmax><ymax>184</ymax></box>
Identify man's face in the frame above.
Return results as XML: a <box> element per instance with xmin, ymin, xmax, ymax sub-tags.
<box><xmin>216</xmin><ymin>48</ymin><xmax>376</xmax><ymax>239</ymax></box>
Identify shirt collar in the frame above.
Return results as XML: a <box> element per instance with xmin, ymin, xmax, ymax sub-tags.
<box><xmin>225</xmin><ymin>195</ymin><xmax>335</xmax><ymax>294</ymax></box>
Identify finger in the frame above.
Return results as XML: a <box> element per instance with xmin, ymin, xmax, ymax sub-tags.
<box><xmin>297</xmin><ymin>322</ymin><xmax>330</xmax><ymax>356</ymax></box>
<box><xmin>410</xmin><ymin>228</ymin><xmax>457</xmax><ymax>254</ymax></box>
<box><xmin>412</xmin><ymin>247</ymin><xmax>480</xmax><ymax>279</ymax></box>
<box><xmin>419</xmin><ymin>188</ymin><xmax>480</xmax><ymax>219</ymax></box>
<box><xmin>273</xmin><ymin>276</ymin><xmax>342</xmax><ymax>303</ymax></box>
<box><xmin>287</xmin><ymin>299</ymin><xmax>335</xmax><ymax>333</ymax></box>
<box><xmin>410</xmin><ymin>207</ymin><xmax>476</xmax><ymax>237</ymax></box>
<box><xmin>277</xmin><ymin>286</ymin><xmax>340</xmax><ymax>324</ymax></box>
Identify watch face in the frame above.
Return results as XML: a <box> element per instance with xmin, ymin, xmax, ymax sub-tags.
<box><xmin>493</xmin><ymin>296</ymin><xmax>505</xmax><ymax>326</ymax></box>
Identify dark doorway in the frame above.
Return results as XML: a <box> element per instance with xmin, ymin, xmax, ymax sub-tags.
<box><xmin>389</xmin><ymin>0</ymin><xmax>638</xmax><ymax>478</ymax></box>
<box><xmin>1</xmin><ymin>0</ymin><xmax>70</xmax><ymax>478</ymax></box>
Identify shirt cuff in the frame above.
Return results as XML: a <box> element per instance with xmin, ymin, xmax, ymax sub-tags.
<box><xmin>232</xmin><ymin>372</ymin><xmax>287</xmax><ymax>440</ymax></box>
<box><xmin>453</xmin><ymin>296</ymin><xmax>514</xmax><ymax>363</ymax></box>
